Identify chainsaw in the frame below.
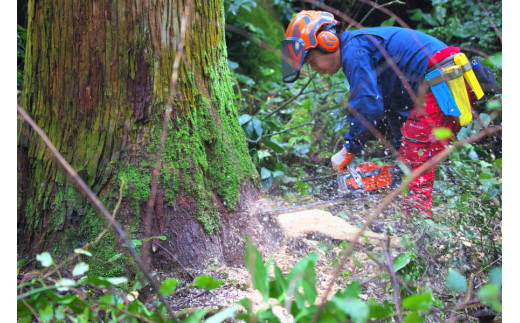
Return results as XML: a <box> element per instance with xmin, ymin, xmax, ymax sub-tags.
<box><xmin>257</xmin><ymin>162</ymin><xmax>394</xmax><ymax>216</ymax></box>
<box><xmin>337</xmin><ymin>162</ymin><xmax>393</xmax><ymax>195</ymax></box>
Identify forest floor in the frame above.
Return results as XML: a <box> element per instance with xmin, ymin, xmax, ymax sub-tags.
<box><xmin>164</xmin><ymin>172</ymin><xmax>500</xmax><ymax>321</ymax></box>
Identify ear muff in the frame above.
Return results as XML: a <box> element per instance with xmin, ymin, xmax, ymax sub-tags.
<box><xmin>317</xmin><ymin>30</ymin><xmax>339</xmax><ymax>52</ymax></box>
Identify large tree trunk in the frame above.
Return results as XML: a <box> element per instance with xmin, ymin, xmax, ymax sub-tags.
<box><xmin>18</xmin><ymin>0</ymin><xmax>282</xmax><ymax>276</ymax></box>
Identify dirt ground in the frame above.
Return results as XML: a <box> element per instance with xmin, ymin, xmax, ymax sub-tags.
<box><xmin>163</xmin><ymin>177</ymin><xmax>500</xmax><ymax>322</ymax></box>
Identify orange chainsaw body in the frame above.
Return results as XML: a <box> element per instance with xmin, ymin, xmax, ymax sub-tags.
<box><xmin>337</xmin><ymin>162</ymin><xmax>393</xmax><ymax>194</ymax></box>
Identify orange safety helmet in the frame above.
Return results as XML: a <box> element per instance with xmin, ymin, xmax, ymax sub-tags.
<box><xmin>282</xmin><ymin>10</ymin><xmax>340</xmax><ymax>83</ymax></box>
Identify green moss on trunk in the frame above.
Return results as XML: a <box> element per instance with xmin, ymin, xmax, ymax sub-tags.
<box><xmin>18</xmin><ymin>0</ymin><xmax>258</xmax><ymax>271</ymax></box>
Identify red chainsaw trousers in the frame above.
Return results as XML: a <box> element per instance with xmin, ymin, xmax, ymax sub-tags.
<box><xmin>397</xmin><ymin>46</ymin><xmax>472</xmax><ymax>218</ymax></box>
<box><xmin>397</xmin><ymin>92</ymin><xmax>462</xmax><ymax>218</ymax></box>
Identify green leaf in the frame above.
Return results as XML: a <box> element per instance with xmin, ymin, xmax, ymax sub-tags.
<box><xmin>368</xmin><ymin>303</ymin><xmax>393</xmax><ymax>319</ymax></box>
<box><xmin>446</xmin><ymin>269</ymin><xmax>468</xmax><ymax>293</ymax></box>
<box><xmin>106</xmin><ymin>277</ymin><xmax>128</xmax><ymax>285</ymax></box>
<box><xmin>39</xmin><ymin>304</ymin><xmax>54</xmax><ymax>322</ymax></box>
<box><xmin>287</xmin><ymin>253</ymin><xmax>319</xmax><ymax>307</ymax></box>
<box><xmin>183</xmin><ymin>309</ymin><xmax>209</xmax><ymax>323</ymax></box>
<box><xmin>56</xmin><ymin>278</ymin><xmax>76</xmax><ymax>292</ymax></box>
<box><xmin>195</xmin><ymin>275</ymin><xmax>223</xmax><ymax>290</ymax></box>
<box><xmin>74</xmin><ymin>248</ymin><xmax>93</xmax><ymax>257</ymax></box>
<box><xmin>239</xmin><ymin>114</ymin><xmax>252</xmax><ymax>126</ymax></box>
<box><xmin>244</xmin><ymin>236</ymin><xmax>269</xmax><ymax>300</ymax></box>
<box><xmin>36</xmin><ymin>252</ymin><xmax>53</xmax><ymax>267</ymax></box>
<box><xmin>44</xmin><ymin>291</ymin><xmax>77</xmax><ymax>305</ymax></box>
<box><xmin>393</xmin><ymin>252</ymin><xmax>412</xmax><ymax>272</ymax></box>
<box><xmin>256</xmin><ymin>150</ymin><xmax>272</xmax><ymax>160</ymax></box>
<box><xmin>478</xmin><ymin>283</ymin><xmax>501</xmax><ymax>311</ymax></box>
<box><xmin>294</xmin><ymin>180</ymin><xmax>310</xmax><ymax>195</ymax></box>
<box><xmin>489</xmin><ymin>266</ymin><xmax>502</xmax><ymax>286</ymax></box>
<box><xmin>159</xmin><ymin>278</ymin><xmax>179</xmax><ymax>296</ymax></box>
<box><xmin>486</xmin><ymin>100</ymin><xmax>501</xmax><ymax>110</ymax></box>
<box><xmin>478</xmin><ymin>172</ymin><xmax>493</xmax><ymax>180</ymax></box>
<box><xmin>494</xmin><ymin>158</ymin><xmax>502</xmax><ymax>170</ymax></box>
<box><xmin>253</xmin><ymin>118</ymin><xmax>263</xmax><ymax>137</ymax></box>
<box><xmin>484</xmin><ymin>52</ymin><xmax>502</xmax><ymax>69</ymax></box>
<box><xmin>107</xmin><ymin>253</ymin><xmax>123</xmax><ymax>262</ymax></box>
<box><xmin>402</xmin><ymin>292</ymin><xmax>433</xmax><ymax>311</ymax></box>
<box><xmin>269</xmin><ymin>262</ymin><xmax>287</xmax><ymax>300</ymax></box>
<box><xmin>339</xmin><ymin>281</ymin><xmax>361</xmax><ymax>298</ymax></box>
<box><xmin>433</xmin><ymin>127</ymin><xmax>453</xmax><ymax>140</ymax></box>
<box><xmin>17</xmin><ymin>258</ymin><xmax>28</xmax><ymax>269</ymax></box>
<box><xmin>333</xmin><ymin>298</ymin><xmax>370</xmax><ymax>323</ymax></box>
<box><xmin>404</xmin><ymin>311</ymin><xmax>424</xmax><ymax>323</ymax></box>
<box><xmin>264</xmin><ymin>138</ymin><xmax>286</xmax><ymax>153</ymax></box>
<box><xmin>206</xmin><ymin>304</ymin><xmax>240</xmax><ymax>323</ymax></box>
<box><xmin>380</xmin><ymin>17</ymin><xmax>396</xmax><ymax>26</ymax></box>
<box><xmin>72</xmin><ymin>262</ymin><xmax>89</xmax><ymax>276</ymax></box>
<box><xmin>260</xmin><ymin>167</ymin><xmax>272</xmax><ymax>179</ymax></box>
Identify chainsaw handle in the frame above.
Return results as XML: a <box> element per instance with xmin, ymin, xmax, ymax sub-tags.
<box><xmin>346</xmin><ymin>164</ymin><xmax>365</xmax><ymax>189</ymax></box>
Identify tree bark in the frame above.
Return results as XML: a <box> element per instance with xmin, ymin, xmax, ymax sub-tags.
<box><xmin>18</xmin><ymin>0</ymin><xmax>281</xmax><ymax>276</ymax></box>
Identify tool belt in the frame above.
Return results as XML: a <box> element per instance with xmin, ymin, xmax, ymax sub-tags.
<box><xmin>424</xmin><ymin>51</ymin><xmax>486</xmax><ymax>126</ymax></box>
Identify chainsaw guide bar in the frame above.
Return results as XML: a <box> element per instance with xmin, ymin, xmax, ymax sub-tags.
<box><xmin>257</xmin><ymin>162</ymin><xmax>393</xmax><ymax>216</ymax></box>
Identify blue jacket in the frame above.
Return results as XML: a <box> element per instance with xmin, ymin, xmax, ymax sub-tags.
<box><xmin>340</xmin><ymin>27</ymin><xmax>447</xmax><ymax>154</ymax></box>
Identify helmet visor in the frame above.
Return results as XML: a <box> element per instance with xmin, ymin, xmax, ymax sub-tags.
<box><xmin>281</xmin><ymin>38</ymin><xmax>307</xmax><ymax>83</ymax></box>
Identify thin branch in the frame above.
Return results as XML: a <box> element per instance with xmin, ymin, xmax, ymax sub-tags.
<box><xmin>144</xmin><ymin>1</ymin><xmax>192</xmax><ymax>287</ymax></box>
<box><xmin>20</xmin><ymin>297</ymin><xmax>42</xmax><ymax>323</ymax></box>
<box><xmin>155</xmin><ymin>243</ymin><xmax>195</xmax><ymax>280</ymax></box>
<box><xmin>459</xmin><ymin>47</ymin><xmax>491</xmax><ymax>59</ymax></box>
<box><xmin>171</xmin><ymin>290</ymin><xmax>209</xmax><ymax>309</ymax></box>
<box><xmin>476</xmin><ymin>0</ymin><xmax>502</xmax><ymax>43</ymax></box>
<box><xmin>263</xmin><ymin>75</ymin><xmax>316</xmax><ymax>120</ymax></box>
<box><xmin>359</xmin><ymin>0</ymin><xmax>405</xmax><ymax>25</ymax></box>
<box><xmin>381</xmin><ymin>238</ymin><xmax>402</xmax><ymax>323</ymax></box>
<box><xmin>16</xmin><ymin>105</ymin><xmax>174</xmax><ymax>321</ymax></box>
<box><xmin>245</xmin><ymin>122</ymin><xmax>312</xmax><ymax>144</ymax></box>
<box><xmin>363</xmin><ymin>250</ymin><xmax>414</xmax><ymax>295</ymax></box>
<box><xmin>225</xmin><ymin>24</ymin><xmax>280</xmax><ymax>56</ymax></box>
<box><xmin>301</xmin><ymin>174</ymin><xmax>336</xmax><ymax>183</ymax></box>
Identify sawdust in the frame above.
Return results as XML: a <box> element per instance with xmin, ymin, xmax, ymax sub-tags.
<box><xmin>276</xmin><ymin>209</ymin><xmax>401</xmax><ymax>249</ymax></box>
<box><xmin>167</xmin><ymin>201</ymin><xmax>402</xmax><ymax>322</ymax></box>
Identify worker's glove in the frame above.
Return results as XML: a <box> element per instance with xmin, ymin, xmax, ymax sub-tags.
<box><xmin>331</xmin><ymin>147</ymin><xmax>356</xmax><ymax>172</ymax></box>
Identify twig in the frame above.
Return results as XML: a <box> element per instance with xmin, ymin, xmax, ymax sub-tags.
<box><xmin>225</xmin><ymin>24</ymin><xmax>280</xmax><ymax>56</ymax></box>
<box><xmin>114</xmin><ymin>307</ymin><xmax>157</xmax><ymax>323</ymax></box>
<box><xmin>363</xmin><ymin>250</ymin><xmax>414</xmax><ymax>295</ymax></box>
<box><xmin>143</xmin><ymin>0</ymin><xmax>192</xmax><ymax>290</ymax></box>
<box><xmin>359</xmin><ymin>0</ymin><xmax>405</xmax><ymax>25</ymax></box>
<box><xmin>155</xmin><ymin>244</ymin><xmax>195</xmax><ymax>281</ymax></box>
<box><xmin>381</xmin><ymin>238</ymin><xmax>402</xmax><ymax>323</ymax></box>
<box><xmin>311</xmin><ymin>125</ymin><xmax>501</xmax><ymax>323</ymax></box>
<box><xmin>171</xmin><ymin>290</ymin><xmax>209</xmax><ymax>309</ymax></box>
<box><xmin>459</xmin><ymin>47</ymin><xmax>491</xmax><ymax>59</ymax></box>
<box><xmin>245</xmin><ymin>122</ymin><xmax>312</xmax><ymax>144</ymax></box>
<box><xmin>476</xmin><ymin>0</ymin><xmax>502</xmax><ymax>43</ymax></box>
<box><xmin>263</xmin><ymin>75</ymin><xmax>316</xmax><ymax>120</ymax></box>
<box><xmin>20</xmin><ymin>297</ymin><xmax>41</xmax><ymax>323</ymax></box>
<box><xmin>463</xmin><ymin>273</ymin><xmax>475</xmax><ymax>304</ymax></box>
<box><xmin>301</xmin><ymin>174</ymin><xmax>337</xmax><ymax>183</ymax></box>
<box><xmin>257</xmin><ymin>194</ymin><xmax>380</xmax><ymax>217</ymax></box>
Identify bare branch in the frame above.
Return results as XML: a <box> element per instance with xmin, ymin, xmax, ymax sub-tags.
<box><xmin>263</xmin><ymin>75</ymin><xmax>316</xmax><ymax>120</ymax></box>
<box><xmin>245</xmin><ymin>122</ymin><xmax>312</xmax><ymax>144</ymax></box>
<box><xmin>381</xmin><ymin>238</ymin><xmax>403</xmax><ymax>323</ymax></box>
